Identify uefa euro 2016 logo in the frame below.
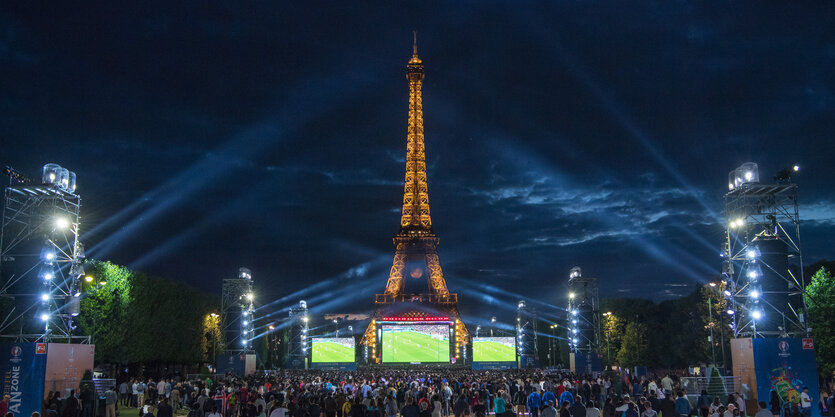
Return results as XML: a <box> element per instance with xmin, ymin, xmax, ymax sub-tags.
<box><xmin>9</xmin><ymin>345</ymin><xmax>23</xmax><ymax>363</ymax></box>
<box><xmin>778</xmin><ymin>341</ymin><xmax>791</xmax><ymax>358</ymax></box>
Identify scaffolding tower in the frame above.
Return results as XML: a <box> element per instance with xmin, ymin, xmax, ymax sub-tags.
<box><xmin>221</xmin><ymin>267</ymin><xmax>254</xmax><ymax>353</ymax></box>
<box><xmin>516</xmin><ymin>300</ymin><xmax>538</xmax><ymax>368</ymax></box>
<box><xmin>286</xmin><ymin>300</ymin><xmax>309</xmax><ymax>369</ymax></box>
<box><xmin>722</xmin><ymin>162</ymin><xmax>806</xmax><ymax>338</ymax></box>
<box><xmin>0</xmin><ymin>164</ymin><xmax>88</xmax><ymax>343</ymax></box>
<box><xmin>566</xmin><ymin>266</ymin><xmax>601</xmax><ymax>354</ymax></box>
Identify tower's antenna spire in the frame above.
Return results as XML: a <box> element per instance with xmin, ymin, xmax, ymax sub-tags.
<box><xmin>412</xmin><ymin>30</ymin><xmax>418</xmax><ymax>57</ymax></box>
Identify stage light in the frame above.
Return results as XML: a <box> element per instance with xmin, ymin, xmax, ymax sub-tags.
<box><xmin>40</xmin><ymin>293</ymin><xmax>49</xmax><ymax>301</ymax></box>
<box><xmin>55</xmin><ymin>217</ymin><xmax>70</xmax><ymax>230</ymax></box>
<box><xmin>572</xmin><ymin>338</ymin><xmax>578</xmax><ymax>343</ymax></box>
<box><xmin>242</xmin><ymin>340</ymin><xmax>247</xmax><ymax>346</ymax></box>
<box><xmin>746</xmin><ymin>247</ymin><xmax>759</xmax><ymax>259</ymax></box>
<box><xmin>209</xmin><ymin>313</ymin><xmax>218</xmax><ymax>318</ymax></box>
<box><xmin>246</xmin><ymin>293</ymin><xmax>254</xmax><ymax>301</ymax></box>
<box><xmin>99</xmin><ymin>281</ymin><xmax>106</xmax><ymax>286</ymax></box>
<box><xmin>709</xmin><ymin>282</ymin><xmax>717</xmax><ymax>287</ymax></box>
<box><xmin>751</xmin><ymin>310</ymin><xmax>762</xmax><ymax>320</ymax></box>
<box><xmin>84</xmin><ymin>276</ymin><xmax>93</xmax><ymax>282</ymax></box>
<box><xmin>242</xmin><ymin>311</ymin><xmax>248</xmax><ymax>316</ymax></box>
<box><xmin>744</xmin><ymin>171</ymin><xmax>753</xmax><ymax>181</ymax></box>
<box><xmin>571</xmin><ymin>310</ymin><xmax>578</xmax><ymax>316</ymax></box>
<box><xmin>302</xmin><ymin>316</ymin><xmax>309</xmax><ymax>322</ymax></box>
<box><xmin>302</xmin><ymin>328</ymin><xmax>308</xmax><ymax>333</ymax></box>
<box><xmin>40</xmin><ymin>313</ymin><xmax>49</xmax><ymax>322</ymax></box>
<box><xmin>568</xmin><ymin>292</ymin><xmax>575</xmax><ymax>299</ymax></box>
<box><xmin>40</xmin><ymin>268</ymin><xmax>54</xmax><ymax>281</ymax></box>
<box><xmin>793</xmin><ymin>165</ymin><xmax>799</xmax><ymax>172</ymax></box>
<box><xmin>572</xmin><ymin>329</ymin><xmax>578</xmax><ymax>334</ymax></box>
<box><xmin>749</xmin><ymin>290</ymin><xmax>759</xmax><ymax>299</ymax></box>
<box><xmin>727</xmin><ymin>309</ymin><xmax>735</xmax><ymax>315</ymax></box>
<box><xmin>571</xmin><ymin>319</ymin><xmax>577</xmax><ymax>324</ymax></box>
<box><xmin>43</xmin><ymin>251</ymin><xmax>55</xmax><ymax>261</ymax></box>
<box><xmin>243</xmin><ymin>320</ymin><xmax>248</xmax><ymax>326</ymax></box>
<box><xmin>268</xmin><ymin>325</ymin><xmax>275</xmax><ymax>330</ymax></box>
<box><xmin>747</xmin><ymin>270</ymin><xmax>758</xmax><ymax>279</ymax></box>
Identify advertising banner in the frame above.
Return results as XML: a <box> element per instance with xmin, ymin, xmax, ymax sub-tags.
<box><xmin>44</xmin><ymin>344</ymin><xmax>95</xmax><ymax>395</ymax></box>
<box><xmin>752</xmin><ymin>338</ymin><xmax>820</xmax><ymax>417</ymax></box>
<box><xmin>0</xmin><ymin>343</ymin><xmax>48</xmax><ymax>417</ymax></box>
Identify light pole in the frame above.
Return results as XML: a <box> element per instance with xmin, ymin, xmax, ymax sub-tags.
<box><xmin>602</xmin><ymin>312</ymin><xmax>612</xmax><ymax>366</ymax></box>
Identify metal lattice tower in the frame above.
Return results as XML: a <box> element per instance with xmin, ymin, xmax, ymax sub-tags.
<box><xmin>221</xmin><ymin>267</ymin><xmax>254</xmax><ymax>353</ymax></box>
<box><xmin>286</xmin><ymin>300</ymin><xmax>309</xmax><ymax>369</ymax></box>
<box><xmin>517</xmin><ymin>300</ymin><xmax>538</xmax><ymax>367</ymax></box>
<box><xmin>0</xmin><ymin>164</ymin><xmax>88</xmax><ymax>343</ymax></box>
<box><xmin>722</xmin><ymin>162</ymin><xmax>806</xmax><ymax>338</ymax></box>
<box><xmin>566</xmin><ymin>266</ymin><xmax>600</xmax><ymax>354</ymax></box>
<box><xmin>364</xmin><ymin>33</ymin><xmax>468</xmax><ymax>360</ymax></box>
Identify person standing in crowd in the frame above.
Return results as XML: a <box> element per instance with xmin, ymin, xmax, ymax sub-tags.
<box><xmin>571</xmin><ymin>397</ymin><xmax>586</xmax><ymax>417</ymax></box>
<box><xmin>560</xmin><ymin>402</ymin><xmax>572</xmax><ymax>417</ymax></box>
<box><xmin>819</xmin><ymin>391</ymin><xmax>831</xmax><ymax>417</ymax></box>
<box><xmin>158</xmin><ymin>399</ymin><xmax>173</xmax><ymax>417</ymax></box>
<box><xmin>800</xmin><ymin>388</ymin><xmax>812</xmax><ymax>417</ymax></box>
<box><xmin>675</xmin><ymin>391</ymin><xmax>690</xmax><ymax>417</ymax></box>
<box><xmin>641</xmin><ymin>402</ymin><xmax>657</xmax><ymax>417</ymax></box>
<box><xmin>587</xmin><ymin>401</ymin><xmax>601</xmax><ymax>417</ymax></box>
<box><xmin>755</xmin><ymin>402</ymin><xmax>772</xmax><ymax>417</ymax></box>
<box><xmin>541</xmin><ymin>401</ymin><xmax>558</xmax><ymax>417</ymax></box>
<box><xmin>528</xmin><ymin>389</ymin><xmax>543</xmax><ymax>417</ymax></box>
<box><xmin>105</xmin><ymin>386</ymin><xmax>118</xmax><ymax>417</ymax></box>
<box><xmin>119</xmin><ymin>382</ymin><xmax>130</xmax><ymax>407</ymax></box>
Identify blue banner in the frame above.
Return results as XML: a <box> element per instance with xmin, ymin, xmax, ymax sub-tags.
<box><xmin>752</xmin><ymin>338</ymin><xmax>820</xmax><ymax>417</ymax></box>
<box><xmin>0</xmin><ymin>343</ymin><xmax>48</xmax><ymax>417</ymax></box>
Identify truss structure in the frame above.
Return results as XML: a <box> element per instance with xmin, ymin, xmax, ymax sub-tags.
<box><xmin>566</xmin><ymin>267</ymin><xmax>600</xmax><ymax>354</ymax></box>
<box><xmin>221</xmin><ymin>267</ymin><xmax>254</xmax><ymax>353</ymax></box>
<box><xmin>722</xmin><ymin>182</ymin><xmax>806</xmax><ymax>338</ymax></box>
<box><xmin>0</xmin><ymin>182</ymin><xmax>87</xmax><ymax>343</ymax></box>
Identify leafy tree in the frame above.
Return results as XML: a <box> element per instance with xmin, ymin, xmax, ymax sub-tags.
<box><xmin>78</xmin><ymin>261</ymin><xmax>133</xmax><ymax>363</ymax></box>
<box><xmin>617</xmin><ymin>321</ymin><xmax>648</xmax><ymax>368</ymax></box>
<box><xmin>805</xmin><ymin>267</ymin><xmax>835</xmax><ymax>377</ymax></box>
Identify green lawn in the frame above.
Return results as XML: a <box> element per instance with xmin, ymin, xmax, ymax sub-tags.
<box><xmin>473</xmin><ymin>340</ymin><xmax>516</xmax><ymax>362</ymax></box>
<box><xmin>312</xmin><ymin>340</ymin><xmax>355</xmax><ymax>362</ymax></box>
<box><xmin>383</xmin><ymin>330</ymin><xmax>449</xmax><ymax>362</ymax></box>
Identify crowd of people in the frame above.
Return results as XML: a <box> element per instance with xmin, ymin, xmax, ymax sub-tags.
<box><xmin>33</xmin><ymin>369</ymin><xmax>830</xmax><ymax>417</ymax></box>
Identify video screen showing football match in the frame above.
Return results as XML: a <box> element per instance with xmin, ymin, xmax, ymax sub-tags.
<box><xmin>473</xmin><ymin>337</ymin><xmax>516</xmax><ymax>362</ymax></box>
<box><xmin>382</xmin><ymin>324</ymin><xmax>450</xmax><ymax>363</ymax></box>
<box><xmin>311</xmin><ymin>337</ymin><xmax>356</xmax><ymax>363</ymax></box>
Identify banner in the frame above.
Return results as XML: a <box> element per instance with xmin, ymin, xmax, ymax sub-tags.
<box><xmin>0</xmin><ymin>343</ymin><xmax>48</xmax><ymax>417</ymax></box>
<box><xmin>44</xmin><ymin>344</ymin><xmax>95</xmax><ymax>396</ymax></box>
<box><xmin>752</xmin><ymin>338</ymin><xmax>820</xmax><ymax>417</ymax></box>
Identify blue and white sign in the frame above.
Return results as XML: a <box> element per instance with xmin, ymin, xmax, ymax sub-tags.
<box><xmin>0</xmin><ymin>343</ymin><xmax>48</xmax><ymax>417</ymax></box>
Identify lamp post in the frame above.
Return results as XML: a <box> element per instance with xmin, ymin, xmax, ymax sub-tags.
<box><xmin>602</xmin><ymin>312</ymin><xmax>613</xmax><ymax>366</ymax></box>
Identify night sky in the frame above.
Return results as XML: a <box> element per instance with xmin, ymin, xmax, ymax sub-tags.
<box><xmin>2</xmin><ymin>2</ymin><xmax>834</xmax><ymax>322</ymax></box>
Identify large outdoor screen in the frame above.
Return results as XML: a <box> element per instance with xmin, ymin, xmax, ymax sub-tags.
<box><xmin>473</xmin><ymin>337</ymin><xmax>516</xmax><ymax>362</ymax></box>
<box><xmin>382</xmin><ymin>324</ymin><xmax>450</xmax><ymax>363</ymax></box>
<box><xmin>311</xmin><ymin>337</ymin><xmax>356</xmax><ymax>363</ymax></box>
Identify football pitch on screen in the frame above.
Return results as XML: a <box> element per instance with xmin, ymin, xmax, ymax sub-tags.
<box><xmin>473</xmin><ymin>340</ymin><xmax>516</xmax><ymax>362</ymax></box>
<box><xmin>383</xmin><ymin>330</ymin><xmax>449</xmax><ymax>362</ymax></box>
<box><xmin>312</xmin><ymin>341</ymin><xmax>355</xmax><ymax>363</ymax></box>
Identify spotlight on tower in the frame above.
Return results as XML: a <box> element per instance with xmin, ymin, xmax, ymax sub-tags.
<box><xmin>55</xmin><ymin>217</ymin><xmax>70</xmax><ymax>230</ymax></box>
<box><xmin>751</xmin><ymin>310</ymin><xmax>763</xmax><ymax>320</ymax></box>
<box><xmin>40</xmin><ymin>293</ymin><xmax>49</xmax><ymax>301</ymax></box>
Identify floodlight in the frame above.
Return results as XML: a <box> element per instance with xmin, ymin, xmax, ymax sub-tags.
<box><xmin>572</xmin><ymin>338</ymin><xmax>578</xmax><ymax>343</ymax></box>
<box><xmin>302</xmin><ymin>316</ymin><xmax>309</xmax><ymax>322</ymax></box>
<box><xmin>749</xmin><ymin>289</ymin><xmax>759</xmax><ymax>299</ymax></box>
<box><xmin>55</xmin><ymin>217</ymin><xmax>70</xmax><ymax>230</ymax></box>
<box><xmin>571</xmin><ymin>319</ymin><xmax>577</xmax><ymax>324</ymax></box>
<box><xmin>751</xmin><ymin>310</ymin><xmax>762</xmax><ymax>320</ymax></box>
<box><xmin>39</xmin><ymin>313</ymin><xmax>49</xmax><ymax>322</ymax></box>
<box><xmin>491</xmin><ymin>316</ymin><xmax>496</xmax><ymax>323</ymax></box>
<box><xmin>723</xmin><ymin>290</ymin><xmax>732</xmax><ymax>297</ymax></box>
<box><xmin>84</xmin><ymin>276</ymin><xmax>93</xmax><ymax>282</ymax></box>
<box><xmin>568</xmin><ymin>292</ymin><xmax>575</xmax><ymax>299</ymax></box>
<box><xmin>744</xmin><ymin>171</ymin><xmax>753</xmax><ymax>181</ymax></box>
<box><xmin>727</xmin><ymin>309</ymin><xmax>735</xmax><ymax>315</ymax></box>
<box><xmin>572</xmin><ymin>329</ymin><xmax>578</xmax><ymax>334</ymax></box>
<box><xmin>243</xmin><ymin>320</ymin><xmax>248</xmax><ymax>326</ymax></box>
<box><xmin>40</xmin><ymin>266</ymin><xmax>54</xmax><ymax>281</ymax></box>
<box><xmin>746</xmin><ymin>247</ymin><xmax>760</xmax><ymax>259</ymax></box>
<box><xmin>43</xmin><ymin>251</ymin><xmax>55</xmax><ymax>261</ymax></box>
<box><xmin>246</xmin><ymin>293</ymin><xmax>254</xmax><ymax>301</ymax></box>
<box><xmin>40</xmin><ymin>293</ymin><xmax>49</xmax><ymax>301</ymax></box>
<box><xmin>709</xmin><ymin>282</ymin><xmax>717</xmax><ymax>287</ymax></box>
<box><xmin>99</xmin><ymin>281</ymin><xmax>106</xmax><ymax>286</ymax></box>
<box><xmin>571</xmin><ymin>310</ymin><xmax>579</xmax><ymax>316</ymax></box>
<box><xmin>242</xmin><ymin>340</ymin><xmax>247</xmax><ymax>345</ymax></box>
<box><xmin>793</xmin><ymin>165</ymin><xmax>799</xmax><ymax>172</ymax></box>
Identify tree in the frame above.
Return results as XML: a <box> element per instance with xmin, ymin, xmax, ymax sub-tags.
<box><xmin>805</xmin><ymin>267</ymin><xmax>835</xmax><ymax>377</ymax></box>
<box><xmin>617</xmin><ymin>322</ymin><xmax>648</xmax><ymax>369</ymax></box>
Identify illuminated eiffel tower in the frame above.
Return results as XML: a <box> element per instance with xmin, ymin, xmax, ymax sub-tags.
<box><xmin>363</xmin><ymin>33</ymin><xmax>469</xmax><ymax>363</ymax></box>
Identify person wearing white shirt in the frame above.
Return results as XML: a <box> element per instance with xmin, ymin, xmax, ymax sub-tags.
<box><xmin>586</xmin><ymin>402</ymin><xmax>601</xmax><ymax>417</ymax></box>
<box><xmin>800</xmin><ymin>387</ymin><xmax>812</xmax><ymax>417</ymax></box>
<box><xmin>269</xmin><ymin>405</ymin><xmax>288</xmax><ymax>417</ymax></box>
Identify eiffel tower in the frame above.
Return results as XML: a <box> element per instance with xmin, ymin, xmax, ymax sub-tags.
<box><xmin>362</xmin><ymin>33</ymin><xmax>469</xmax><ymax>363</ymax></box>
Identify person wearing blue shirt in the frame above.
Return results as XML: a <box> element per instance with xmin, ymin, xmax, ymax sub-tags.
<box><xmin>528</xmin><ymin>391</ymin><xmax>543</xmax><ymax>417</ymax></box>
<box><xmin>675</xmin><ymin>392</ymin><xmax>691</xmax><ymax>417</ymax></box>
<box><xmin>559</xmin><ymin>391</ymin><xmax>575</xmax><ymax>409</ymax></box>
<box><xmin>543</xmin><ymin>391</ymin><xmax>557</xmax><ymax>409</ymax></box>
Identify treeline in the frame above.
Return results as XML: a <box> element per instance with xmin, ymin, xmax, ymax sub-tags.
<box><xmin>593</xmin><ymin>263</ymin><xmax>834</xmax><ymax>377</ymax></box>
<box><xmin>78</xmin><ymin>260</ymin><xmax>219</xmax><ymax>369</ymax></box>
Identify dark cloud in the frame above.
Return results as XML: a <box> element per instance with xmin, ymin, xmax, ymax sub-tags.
<box><xmin>1</xmin><ymin>1</ymin><xmax>834</xmax><ymax>322</ymax></box>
